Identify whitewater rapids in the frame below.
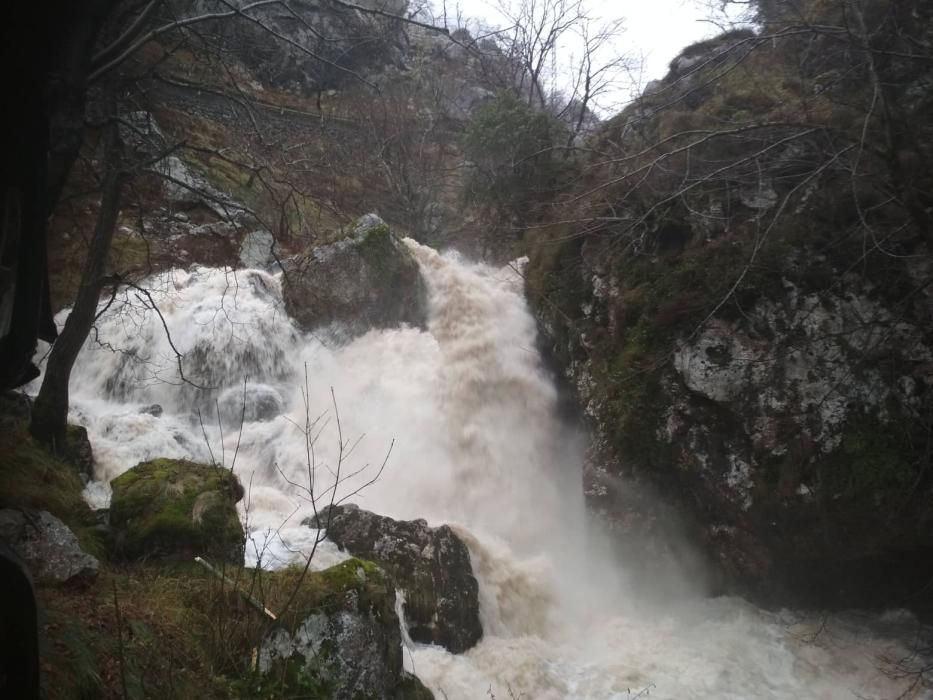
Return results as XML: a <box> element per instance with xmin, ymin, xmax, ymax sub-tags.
<box><xmin>38</xmin><ymin>240</ymin><xmax>931</xmax><ymax>699</ymax></box>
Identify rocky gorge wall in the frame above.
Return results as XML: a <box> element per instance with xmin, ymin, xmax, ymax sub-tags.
<box><xmin>527</xmin><ymin>7</ymin><xmax>933</xmax><ymax>615</ymax></box>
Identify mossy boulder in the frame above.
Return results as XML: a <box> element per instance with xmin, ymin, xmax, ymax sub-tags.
<box><xmin>306</xmin><ymin>504</ymin><xmax>482</xmax><ymax>653</ymax></box>
<box><xmin>109</xmin><ymin>459</ymin><xmax>245</xmax><ymax>564</ymax></box>
<box><xmin>256</xmin><ymin>558</ymin><xmax>433</xmax><ymax>700</ymax></box>
<box><xmin>282</xmin><ymin>214</ymin><xmax>428</xmax><ymax>339</ymax></box>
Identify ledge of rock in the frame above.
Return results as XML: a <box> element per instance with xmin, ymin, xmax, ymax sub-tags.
<box><xmin>0</xmin><ymin>509</ymin><xmax>98</xmax><ymax>585</ymax></box>
<box><xmin>306</xmin><ymin>504</ymin><xmax>482</xmax><ymax>653</ymax></box>
<box><xmin>109</xmin><ymin>458</ymin><xmax>244</xmax><ymax>564</ymax></box>
<box><xmin>282</xmin><ymin>214</ymin><xmax>428</xmax><ymax>339</ymax></box>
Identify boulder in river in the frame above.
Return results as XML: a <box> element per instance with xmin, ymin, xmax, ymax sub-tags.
<box><xmin>282</xmin><ymin>214</ymin><xmax>428</xmax><ymax>339</ymax></box>
<box><xmin>307</xmin><ymin>504</ymin><xmax>482</xmax><ymax>653</ymax></box>
<box><xmin>109</xmin><ymin>458</ymin><xmax>244</xmax><ymax>564</ymax></box>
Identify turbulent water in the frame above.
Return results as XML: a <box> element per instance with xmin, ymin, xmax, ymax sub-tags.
<box><xmin>37</xmin><ymin>241</ymin><xmax>931</xmax><ymax>699</ymax></box>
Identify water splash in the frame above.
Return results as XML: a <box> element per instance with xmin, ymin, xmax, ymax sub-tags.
<box><xmin>41</xmin><ymin>244</ymin><xmax>930</xmax><ymax>699</ymax></box>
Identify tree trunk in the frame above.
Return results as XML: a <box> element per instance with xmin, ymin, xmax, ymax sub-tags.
<box><xmin>30</xmin><ymin>127</ymin><xmax>123</xmax><ymax>451</ymax></box>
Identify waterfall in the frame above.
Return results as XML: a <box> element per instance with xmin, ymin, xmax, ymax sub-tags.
<box><xmin>43</xmin><ymin>242</ymin><xmax>929</xmax><ymax>699</ymax></box>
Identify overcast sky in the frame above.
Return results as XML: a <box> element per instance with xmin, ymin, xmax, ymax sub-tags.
<box><xmin>440</xmin><ymin>0</ymin><xmax>741</xmax><ymax>111</ymax></box>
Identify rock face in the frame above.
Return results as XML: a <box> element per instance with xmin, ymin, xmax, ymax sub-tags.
<box><xmin>190</xmin><ymin>0</ymin><xmax>408</xmax><ymax>94</ymax></box>
<box><xmin>527</xmin><ymin>17</ymin><xmax>933</xmax><ymax>615</ymax></box>
<box><xmin>307</xmin><ymin>504</ymin><xmax>482</xmax><ymax>653</ymax></box>
<box><xmin>109</xmin><ymin>459</ymin><xmax>245</xmax><ymax>564</ymax></box>
<box><xmin>217</xmin><ymin>383</ymin><xmax>285</xmax><ymax>425</ymax></box>
<box><xmin>238</xmin><ymin>229</ymin><xmax>276</xmax><ymax>269</ymax></box>
<box><xmin>0</xmin><ymin>509</ymin><xmax>98</xmax><ymax>585</ymax></box>
<box><xmin>258</xmin><ymin>558</ymin><xmax>432</xmax><ymax>700</ymax></box>
<box><xmin>282</xmin><ymin>215</ymin><xmax>428</xmax><ymax>338</ymax></box>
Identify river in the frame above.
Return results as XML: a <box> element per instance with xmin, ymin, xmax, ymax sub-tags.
<box><xmin>39</xmin><ymin>240</ymin><xmax>931</xmax><ymax>699</ymax></box>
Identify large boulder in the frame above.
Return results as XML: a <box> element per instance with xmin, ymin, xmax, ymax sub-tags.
<box><xmin>0</xmin><ymin>509</ymin><xmax>98</xmax><ymax>585</ymax></box>
<box><xmin>282</xmin><ymin>214</ymin><xmax>428</xmax><ymax>339</ymax></box>
<box><xmin>258</xmin><ymin>558</ymin><xmax>432</xmax><ymax>700</ymax></box>
<box><xmin>307</xmin><ymin>504</ymin><xmax>482</xmax><ymax>653</ymax></box>
<box><xmin>109</xmin><ymin>459</ymin><xmax>245</xmax><ymax>564</ymax></box>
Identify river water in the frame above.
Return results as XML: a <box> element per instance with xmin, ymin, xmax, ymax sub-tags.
<box><xmin>39</xmin><ymin>241</ymin><xmax>931</xmax><ymax>699</ymax></box>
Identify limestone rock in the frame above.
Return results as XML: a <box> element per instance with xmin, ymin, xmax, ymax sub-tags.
<box><xmin>282</xmin><ymin>214</ymin><xmax>428</xmax><ymax>339</ymax></box>
<box><xmin>307</xmin><ymin>504</ymin><xmax>482</xmax><ymax>653</ymax></box>
<box><xmin>258</xmin><ymin>558</ymin><xmax>432</xmax><ymax>700</ymax></box>
<box><xmin>109</xmin><ymin>459</ymin><xmax>244</xmax><ymax>564</ymax></box>
<box><xmin>239</xmin><ymin>229</ymin><xmax>276</xmax><ymax>269</ymax></box>
<box><xmin>0</xmin><ymin>509</ymin><xmax>98</xmax><ymax>585</ymax></box>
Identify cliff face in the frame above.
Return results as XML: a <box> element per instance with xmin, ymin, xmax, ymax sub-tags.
<box><xmin>527</xmin><ymin>4</ymin><xmax>933</xmax><ymax>613</ymax></box>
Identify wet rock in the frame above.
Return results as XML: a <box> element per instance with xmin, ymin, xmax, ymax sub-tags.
<box><xmin>259</xmin><ymin>558</ymin><xmax>432</xmax><ymax>700</ymax></box>
<box><xmin>217</xmin><ymin>383</ymin><xmax>284</xmax><ymax>424</ymax></box>
<box><xmin>139</xmin><ymin>404</ymin><xmax>163</xmax><ymax>417</ymax></box>
<box><xmin>0</xmin><ymin>509</ymin><xmax>98</xmax><ymax>585</ymax></box>
<box><xmin>282</xmin><ymin>214</ymin><xmax>428</xmax><ymax>339</ymax></box>
<box><xmin>239</xmin><ymin>229</ymin><xmax>276</xmax><ymax>269</ymax></box>
<box><xmin>306</xmin><ymin>504</ymin><xmax>482</xmax><ymax>653</ymax></box>
<box><xmin>63</xmin><ymin>425</ymin><xmax>94</xmax><ymax>482</ymax></box>
<box><xmin>119</xmin><ymin>110</ymin><xmax>166</xmax><ymax>155</ymax></box>
<box><xmin>155</xmin><ymin>155</ymin><xmax>248</xmax><ymax>220</ymax></box>
<box><xmin>109</xmin><ymin>459</ymin><xmax>244</xmax><ymax>564</ymax></box>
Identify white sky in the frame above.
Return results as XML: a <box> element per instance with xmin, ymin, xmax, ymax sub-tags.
<box><xmin>435</xmin><ymin>0</ymin><xmax>741</xmax><ymax>111</ymax></box>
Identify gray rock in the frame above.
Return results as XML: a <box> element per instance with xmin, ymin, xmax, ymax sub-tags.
<box><xmin>217</xmin><ymin>383</ymin><xmax>284</xmax><ymax>424</ymax></box>
<box><xmin>190</xmin><ymin>0</ymin><xmax>408</xmax><ymax>93</ymax></box>
<box><xmin>282</xmin><ymin>214</ymin><xmax>428</xmax><ymax>339</ymax></box>
<box><xmin>63</xmin><ymin>424</ymin><xmax>94</xmax><ymax>481</ymax></box>
<box><xmin>258</xmin><ymin>559</ymin><xmax>432</xmax><ymax>700</ymax></box>
<box><xmin>119</xmin><ymin>111</ymin><xmax>166</xmax><ymax>155</ymax></box>
<box><xmin>139</xmin><ymin>404</ymin><xmax>163</xmax><ymax>417</ymax></box>
<box><xmin>306</xmin><ymin>504</ymin><xmax>482</xmax><ymax>653</ymax></box>
<box><xmin>0</xmin><ymin>510</ymin><xmax>99</xmax><ymax>585</ymax></box>
<box><xmin>239</xmin><ymin>229</ymin><xmax>276</xmax><ymax>269</ymax></box>
<box><xmin>155</xmin><ymin>155</ymin><xmax>248</xmax><ymax>220</ymax></box>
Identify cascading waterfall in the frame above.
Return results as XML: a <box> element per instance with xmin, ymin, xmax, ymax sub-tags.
<box><xmin>37</xmin><ymin>241</ymin><xmax>930</xmax><ymax>699</ymax></box>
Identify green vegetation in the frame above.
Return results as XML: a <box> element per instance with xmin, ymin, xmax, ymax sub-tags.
<box><xmin>464</xmin><ymin>91</ymin><xmax>573</xmax><ymax>223</ymax></box>
<box><xmin>1</xmin><ymin>424</ymin><xmax>421</xmax><ymax>698</ymax></box>
<box><xmin>0</xmin><ymin>415</ymin><xmax>101</xmax><ymax>556</ymax></box>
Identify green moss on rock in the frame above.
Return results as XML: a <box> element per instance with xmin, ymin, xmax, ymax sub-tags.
<box><xmin>255</xmin><ymin>558</ymin><xmax>433</xmax><ymax>700</ymax></box>
<box><xmin>109</xmin><ymin>458</ymin><xmax>245</xmax><ymax>564</ymax></box>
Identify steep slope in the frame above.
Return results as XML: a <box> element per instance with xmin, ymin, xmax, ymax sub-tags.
<box><xmin>527</xmin><ymin>2</ymin><xmax>933</xmax><ymax>613</ymax></box>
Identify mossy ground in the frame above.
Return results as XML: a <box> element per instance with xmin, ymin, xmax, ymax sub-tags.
<box><xmin>0</xmin><ymin>414</ymin><xmax>102</xmax><ymax>557</ymax></box>
<box><xmin>0</xmin><ymin>411</ymin><xmax>414</xmax><ymax>699</ymax></box>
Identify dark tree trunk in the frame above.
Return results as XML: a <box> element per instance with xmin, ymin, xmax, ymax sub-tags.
<box><xmin>29</xmin><ymin>126</ymin><xmax>123</xmax><ymax>451</ymax></box>
<box><xmin>0</xmin><ymin>0</ymin><xmax>119</xmax><ymax>391</ymax></box>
